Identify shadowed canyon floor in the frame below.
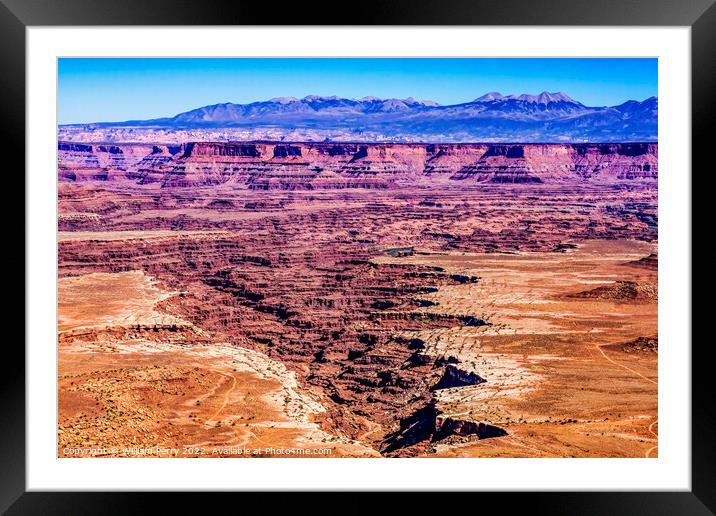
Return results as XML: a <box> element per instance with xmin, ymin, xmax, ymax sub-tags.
<box><xmin>57</xmin><ymin>141</ymin><xmax>657</xmax><ymax>458</ymax></box>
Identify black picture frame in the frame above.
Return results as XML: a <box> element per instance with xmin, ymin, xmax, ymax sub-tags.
<box><xmin>4</xmin><ymin>0</ymin><xmax>712</xmax><ymax>513</ymax></box>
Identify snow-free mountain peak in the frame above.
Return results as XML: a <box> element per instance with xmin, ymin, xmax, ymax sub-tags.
<box><xmin>65</xmin><ymin>93</ymin><xmax>658</xmax><ymax>143</ymax></box>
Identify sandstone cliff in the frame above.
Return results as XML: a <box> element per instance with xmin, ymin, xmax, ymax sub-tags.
<box><xmin>58</xmin><ymin>141</ymin><xmax>658</xmax><ymax>189</ymax></box>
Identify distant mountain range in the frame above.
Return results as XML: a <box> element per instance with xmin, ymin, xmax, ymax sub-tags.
<box><xmin>62</xmin><ymin>92</ymin><xmax>658</xmax><ymax>142</ymax></box>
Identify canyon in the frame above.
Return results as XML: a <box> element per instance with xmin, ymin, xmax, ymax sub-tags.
<box><xmin>57</xmin><ymin>140</ymin><xmax>658</xmax><ymax>458</ymax></box>
<box><xmin>58</xmin><ymin>141</ymin><xmax>658</xmax><ymax>189</ymax></box>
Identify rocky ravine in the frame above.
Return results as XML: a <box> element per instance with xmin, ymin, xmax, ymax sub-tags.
<box><xmin>57</xmin><ymin>140</ymin><xmax>658</xmax><ymax>457</ymax></box>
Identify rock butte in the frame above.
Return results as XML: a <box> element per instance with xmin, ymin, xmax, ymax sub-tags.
<box><xmin>58</xmin><ymin>140</ymin><xmax>657</xmax><ymax>458</ymax></box>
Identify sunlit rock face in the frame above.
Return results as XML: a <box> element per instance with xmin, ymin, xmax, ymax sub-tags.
<box><xmin>57</xmin><ymin>135</ymin><xmax>658</xmax><ymax>458</ymax></box>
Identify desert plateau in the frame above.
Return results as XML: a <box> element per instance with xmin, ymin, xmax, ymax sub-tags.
<box><xmin>57</xmin><ymin>139</ymin><xmax>658</xmax><ymax>458</ymax></box>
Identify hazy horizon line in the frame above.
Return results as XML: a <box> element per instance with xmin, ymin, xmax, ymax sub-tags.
<box><xmin>58</xmin><ymin>91</ymin><xmax>658</xmax><ymax>126</ymax></box>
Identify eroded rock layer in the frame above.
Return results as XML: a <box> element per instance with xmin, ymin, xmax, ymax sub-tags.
<box><xmin>59</xmin><ymin>141</ymin><xmax>657</xmax><ymax>189</ymax></box>
<box><xmin>58</xmin><ymin>140</ymin><xmax>658</xmax><ymax>457</ymax></box>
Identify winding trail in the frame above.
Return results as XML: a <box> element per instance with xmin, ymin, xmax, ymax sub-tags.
<box><xmin>204</xmin><ymin>371</ymin><xmax>238</xmax><ymax>428</ymax></box>
<box><xmin>595</xmin><ymin>344</ymin><xmax>657</xmax><ymax>386</ymax></box>
<box><xmin>595</xmin><ymin>344</ymin><xmax>657</xmax><ymax>458</ymax></box>
<box><xmin>645</xmin><ymin>419</ymin><xmax>659</xmax><ymax>458</ymax></box>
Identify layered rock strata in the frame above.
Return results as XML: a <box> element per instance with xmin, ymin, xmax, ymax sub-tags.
<box><xmin>57</xmin><ymin>140</ymin><xmax>658</xmax><ymax>456</ymax></box>
<box><xmin>58</xmin><ymin>141</ymin><xmax>658</xmax><ymax>189</ymax></box>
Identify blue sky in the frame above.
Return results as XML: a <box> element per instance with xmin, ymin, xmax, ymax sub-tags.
<box><xmin>58</xmin><ymin>58</ymin><xmax>657</xmax><ymax>124</ymax></box>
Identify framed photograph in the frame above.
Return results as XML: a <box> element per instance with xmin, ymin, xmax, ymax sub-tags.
<box><xmin>6</xmin><ymin>0</ymin><xmax>712</xmax><ymax>512</ymax></box>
